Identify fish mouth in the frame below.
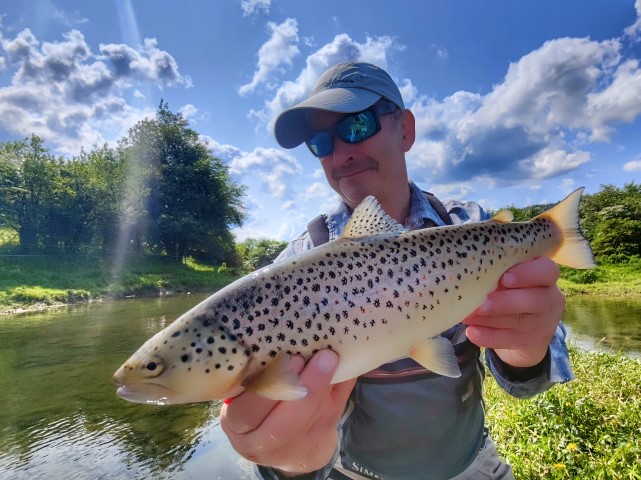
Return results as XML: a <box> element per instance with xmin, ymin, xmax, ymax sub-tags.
<box><xmin>115</xmin><ymin>383</ymin><xmax>177</xmax><ymax>406</ymax></box>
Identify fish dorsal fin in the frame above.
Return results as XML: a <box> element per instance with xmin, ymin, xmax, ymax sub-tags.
<box><xmin>341</xmin><ymin>196</ymin><xmax>405</xmax><ymax>239</ymax></box>
<box><xmin>491</xmin><ymin>209</ymin><xmax>514</xmax><ymax>223</ymax></box>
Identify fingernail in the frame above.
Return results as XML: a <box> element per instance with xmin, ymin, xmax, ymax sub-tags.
<box><xmin>316</xmin><ymin>350</ymin><xmax>338</xmax><ymax>374</ymax></box>
<box><xmin>502</xmin><ymin>272</ymin><xmax>517</xmax><ymax>287</ymax></box>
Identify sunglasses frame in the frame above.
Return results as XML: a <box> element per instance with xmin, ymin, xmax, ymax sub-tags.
<box><xmin>305</xmin><ymin>101</ymin><xmax>399</xmax><ymax>158</ymax></box>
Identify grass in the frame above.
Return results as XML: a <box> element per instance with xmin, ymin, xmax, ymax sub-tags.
<box><xmin>558</xmin><ymin>256</ymin><xmax>641</xmax><ymax>297</ymax></box>
<box><xmin>485</xmin><ymin>347</ymin><xmax>641</xmax><ymax>478</ymax></box>
<box><xmin>0</xmin><ymin>253</ymin><xmax>240</xmax><ymax>314</ymax></box>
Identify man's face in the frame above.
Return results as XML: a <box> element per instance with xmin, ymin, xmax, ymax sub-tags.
<box><xmin>307</xmin><ymin>107</ymin><xmax>415</xmax><ymax>211</ymax></box>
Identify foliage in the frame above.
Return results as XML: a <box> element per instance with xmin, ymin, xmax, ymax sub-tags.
<box><xmin>0</xmin><ymin>102</ymin><xmax>246</xmax><ymax>262</ymax></box>
<box><xmin>504</xmin><ymin>183</ymin><xmax>641</xmax><ymax>259</ymax></box>
<box><xmin>236</xmin><ymin>238</ymin><xmax>288</xmax><ymax>271</ymax></box>
<box><xmin>485</xmin><ymin>347</ymin><xmax>641</xmax><ymax>479</ymax></box>
<box><xmin>580</xmin><ymin>183</ymin><xmax>641</xmax><ymax>257</ymax></box>
<box><xmin>116</xmin><ymin>100</ymin><xmax>246</xmax><ymax>262</ymax></box>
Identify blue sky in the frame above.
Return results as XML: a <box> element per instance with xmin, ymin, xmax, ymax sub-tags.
<box><xmin>1</xmin><ymin>0</ymin><xmax>640</xmax><ymax>241</ymax></box>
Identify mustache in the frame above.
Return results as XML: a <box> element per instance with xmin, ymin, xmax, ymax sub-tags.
<box><xmin>332</xmin><ymin>158</ymin><xmax>378</xmax><ymax>180</ymax></box>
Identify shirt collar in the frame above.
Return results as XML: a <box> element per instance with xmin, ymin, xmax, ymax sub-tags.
<box><xmin>325</xmin><ymin>180</ymin><xmax>446</xmax><ymax>241</ymax></box>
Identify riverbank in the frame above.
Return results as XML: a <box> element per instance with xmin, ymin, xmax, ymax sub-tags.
<box><xmin>485</xmin><ymin>346</ymin><xmax>641</xmax><ymax>478</ymax></box>
<box><xmin>0</xmin><ymin>255</ymin><xmax>639</xmax><ymax>315</ymax></box>
<box><xmin>0</xmin><ymin>255</ymin><xmax>240</xmax><ymax>316</ymax></box>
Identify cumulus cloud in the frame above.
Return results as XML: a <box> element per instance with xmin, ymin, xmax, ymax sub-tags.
<box><xmin>248</xmin><ymin>33</ymin><xmax>404</xmax><ymax>129</ymax></box>
<box><xmin>406</xmin><ymin>36</ymin><xmax>641</xmax><ymax>187</ymax></box>
<box><xmin>238</xmin><ymin>18</ymin><xmax>300</xmax><ymax>96</ymax></box>
<box><xmin>625</xmin><ymin>0</ymin><xmax>641</xmax><ymax>41</ymax></box>
<box><xmin>229</xmin><ymin>146</ymin><xmax>303</xmax><ymax>200</ymax></box>
<box><xmin>624</xmin><ymin>159</ymin><xmax>641</xmax><ymax>171</ymax></box>
<box><xmin>0</xmin><ymin>27</ymin><xmax>187</xmax><ymax>154</ymax></box>
<box><xmin>239</xmin><ymin>0</ymin><xmax>270</xmax><ymax>17</ymax></box>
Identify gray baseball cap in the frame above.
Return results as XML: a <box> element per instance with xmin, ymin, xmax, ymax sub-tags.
<box><xmin>274</xmin><ymin>62</ymin><xmax>405</xmax><ymax>149</ymax></box>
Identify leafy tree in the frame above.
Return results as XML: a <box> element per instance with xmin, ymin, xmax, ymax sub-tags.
<box><xmin>0</xmin><ymin>135</ymin><xmax>61</xmax><ymax>252</ymax></box>
<box><xmin>580</xmin><ymin>183</ymin><xmax>641</xmax><ymax>258</ymax></box>
<box><xmin>236</xmin><ymin>238</ymin><xmax>288</xmax><ymax>271</ymax></box>
<box><xmin>118</xmin><ymin>101</ymin><xmax>246</xmax><ymax>261</ymax></box>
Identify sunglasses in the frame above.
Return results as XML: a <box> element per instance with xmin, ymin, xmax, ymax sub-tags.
<box><xmin>305</xmin><ymin>101</ymin><xmax>399</xmax><ymax>158</ymax></box>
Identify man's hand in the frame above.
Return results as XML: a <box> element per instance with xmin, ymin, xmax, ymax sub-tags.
<box><xmin>463</xmin><ymin>257</ymin><xmax>565</xmax><ymax>368</ymax></box>
<box><xmin>220</xmin><ymin>350</ymin><xmax>356</xmax><ymax>476</ymax></box>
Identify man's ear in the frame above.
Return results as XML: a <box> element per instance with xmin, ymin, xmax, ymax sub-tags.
<box><xmin>401</xmin><ymin>109</ymin><xmax>416</xmax><ymax>152</ymax></box>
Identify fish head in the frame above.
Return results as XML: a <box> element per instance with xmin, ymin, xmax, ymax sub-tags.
<box><xmin>113</xmin><ymin>317</ymin><xmax>252</xmax><ymax>405</ymax></box>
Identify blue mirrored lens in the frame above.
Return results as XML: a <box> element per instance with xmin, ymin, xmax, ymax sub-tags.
<box><xmin>336</xmin><ymin>110</ymin><xmax>378</xmax><ymax>143</ymax></box>
<box><xmin>307</xmin><ymin>130</ymin><xmax>334</xmax><ymax>157</ymax></box>
<box><xmin>305</xmin><ymin>102</ymin><xmax>394</xmax><ymax>158</ymax></box>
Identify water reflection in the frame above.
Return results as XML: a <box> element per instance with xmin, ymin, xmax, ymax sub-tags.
<box><xmin>0</xmin><ymin>295</ymin><xmax>253</xmax><ymax>479</ymax></box>
<box><xmin>562</xmin><ymin>296</ymin><xmax>641</xmax><ymax>358</ymax></box>
<box><xmin>0</xmin><ymin>294</ymin><xmax>639</xmax><ymax>478</ymax></box>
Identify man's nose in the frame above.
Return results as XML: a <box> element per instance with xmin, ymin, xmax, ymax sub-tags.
<box><xmin>330</xmin><ymin>137</ymin><xmax>356</xmax><ymax>163</ymax></box>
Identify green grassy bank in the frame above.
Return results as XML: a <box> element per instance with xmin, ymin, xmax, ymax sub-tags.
<box><xmin>0</xmin><ymin>255</ymin><xmax>239</xmax><ymax>315</ymax></box>
<box><xmin>485</xmin><ymin>347</ymin><xmax>641</xmax><ymax>479</ymax></box>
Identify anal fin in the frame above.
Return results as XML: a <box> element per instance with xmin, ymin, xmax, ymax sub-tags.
<box><xmin>410</xmin><ymin>336</ymin><xmax>461</xmax><ymax>378</ymax></box>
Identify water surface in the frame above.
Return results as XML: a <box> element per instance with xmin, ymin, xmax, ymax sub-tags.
<box><xmin>0</xmin><ymin>294</ymin><xmax>639</xmax><ymax>478</ymax></box>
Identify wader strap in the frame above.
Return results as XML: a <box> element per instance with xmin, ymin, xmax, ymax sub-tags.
<box><xmin>307</xmin><ymin>213</ymin><xmax>330</xmax><ymax>247</ymax></box>
<box><xmin>423</xmin><ymin>191</ymin><xmax>454</xmax><ymax>226</ymax></box>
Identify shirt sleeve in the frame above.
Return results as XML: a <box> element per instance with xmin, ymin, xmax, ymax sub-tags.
<box><xmin>485</xmin><ymin>323</ymin><xmax>574</xmax><ymax>399</ymax></box>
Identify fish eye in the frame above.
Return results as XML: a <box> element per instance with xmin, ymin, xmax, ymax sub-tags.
<box><xmin>141</xmin><ymin>356</ymin><xmax>164</xmax><ymax>378</ymax></box>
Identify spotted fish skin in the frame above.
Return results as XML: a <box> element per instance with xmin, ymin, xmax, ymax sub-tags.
<box><xmin>114</xmin><ymin>188</ymin><xmax>594</xmax><ymax>405</ymax></box>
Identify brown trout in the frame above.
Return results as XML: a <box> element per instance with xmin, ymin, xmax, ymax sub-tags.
<box><xmin>114</xmin><ymin>188</ymin><xmax>594</xmax><ymax>405</ymax></box>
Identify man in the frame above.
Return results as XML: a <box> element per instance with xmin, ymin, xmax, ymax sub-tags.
<box><xmin>220</xmin><ymin>62</ymin><xmax>571</xmax><ymax>479</ymax></box>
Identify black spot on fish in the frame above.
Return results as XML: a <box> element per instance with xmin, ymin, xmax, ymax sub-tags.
<box><xmin>218</xmin><ymin>347</ymin><xmax>227</xmax><ymax>354</ymax></box>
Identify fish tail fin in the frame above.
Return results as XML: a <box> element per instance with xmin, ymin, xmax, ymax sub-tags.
<box><xmin>534</xmin><ymin>187</ymin><xmax>595</xmax><ymax>269</ymax></box>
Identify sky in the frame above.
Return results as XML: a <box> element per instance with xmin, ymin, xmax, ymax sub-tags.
<box><xmin>1</xmin><ymin>0</ymin><xmax>641</xmax><ymax>242</ymax></box>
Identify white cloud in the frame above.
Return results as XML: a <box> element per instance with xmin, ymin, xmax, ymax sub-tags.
<box><xmin>229</xmin><ymin>146</ymin><xmax>303</xmax><ymax>200</ymax></box>
<box><xmin>238</xmin><ymin>18</ymin><xmax>300</xmax><ymax>96</ymax></box>
<box><xmin>405</xmin><ymin>36</ymin><xmax>641</xmax><ymax>187</ymax></box>
<box><xmin>179</xmin><ymin>103</ymin><xmax>197</xmax><ymax>120</ymax></box>
<box><xmin>239</xmin><ymin>0</ymin><xmax>271</xmax><ymax>17</ymax></box>
<box><xmin>0</xmin><ymin>27</ymin><xmax>187</xmax><ymax>155</ymax></box>
<box><xmin>624</xmin><ymin>0</ymin><xmax>641</xmax><ymax>41</ymax></box>
<box><xmin>249</xmin><ymin>33</ymin><xmax>405</xmax><ymax>130</ymax></box>
<box><xmin>623</xmin><ymin>159</ymin><xmax>641</xmax><ymax>171</ymax></box>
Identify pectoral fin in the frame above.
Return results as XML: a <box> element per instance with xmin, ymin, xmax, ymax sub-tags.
<box><xmin>244</xmin><ymin>355</ymin><xmax>308</xmax><ymax>401</ymax></box>
<box><xmin>410</xmin><ymin>336</ymin><xmax>461</xmax><ymax>378</ymax></box>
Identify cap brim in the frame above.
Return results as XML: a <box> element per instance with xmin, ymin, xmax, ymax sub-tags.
<box><xmin>274</xmin><ymin>88</ymin><xmax>381</xmax><ymax>149</ymax></box>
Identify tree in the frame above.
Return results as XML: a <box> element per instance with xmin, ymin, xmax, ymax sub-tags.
<box><xmin>236</xmin><ymin>238</ymin><xmax>288</xmax><ymax>271</ymax></box>
<box><xmin>580</xmin><ymin>183</ymin><xmax>641</xmax><ymax>258</ymax></box>
<box><xmin>0</xmin><ymin>135</ymin><xmax>61</xmax><ymax>252</ymax></box>
<box><xmin>118</xmin><ymin>101</ymin><xmax>246</xmax><ymax>261</ymax></box>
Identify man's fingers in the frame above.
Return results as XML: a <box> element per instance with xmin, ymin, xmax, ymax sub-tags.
<box><xmin>225</xmin><ymin>350</ymin><xmax>341</xmax><ymax>456</ymax></box>
<box><xmin>469</xmin><ymin>286</ymin><xmax>563</xmax><ymax>325</ymax></box>
<box><xmin>501</xmin><ymin>257</ymin><xmax>560</xmax><ymax>288</ymax></box>
<box><xmin>220</xmin><ymin>354</ymin><xmax>305</xmax><ymax>435</ymax></box>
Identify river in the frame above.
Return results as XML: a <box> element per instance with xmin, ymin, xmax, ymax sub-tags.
<box><xmin>1</xmin><ymin>294</ymin><xmax>640</xmax><ymax>479</ymax></box>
